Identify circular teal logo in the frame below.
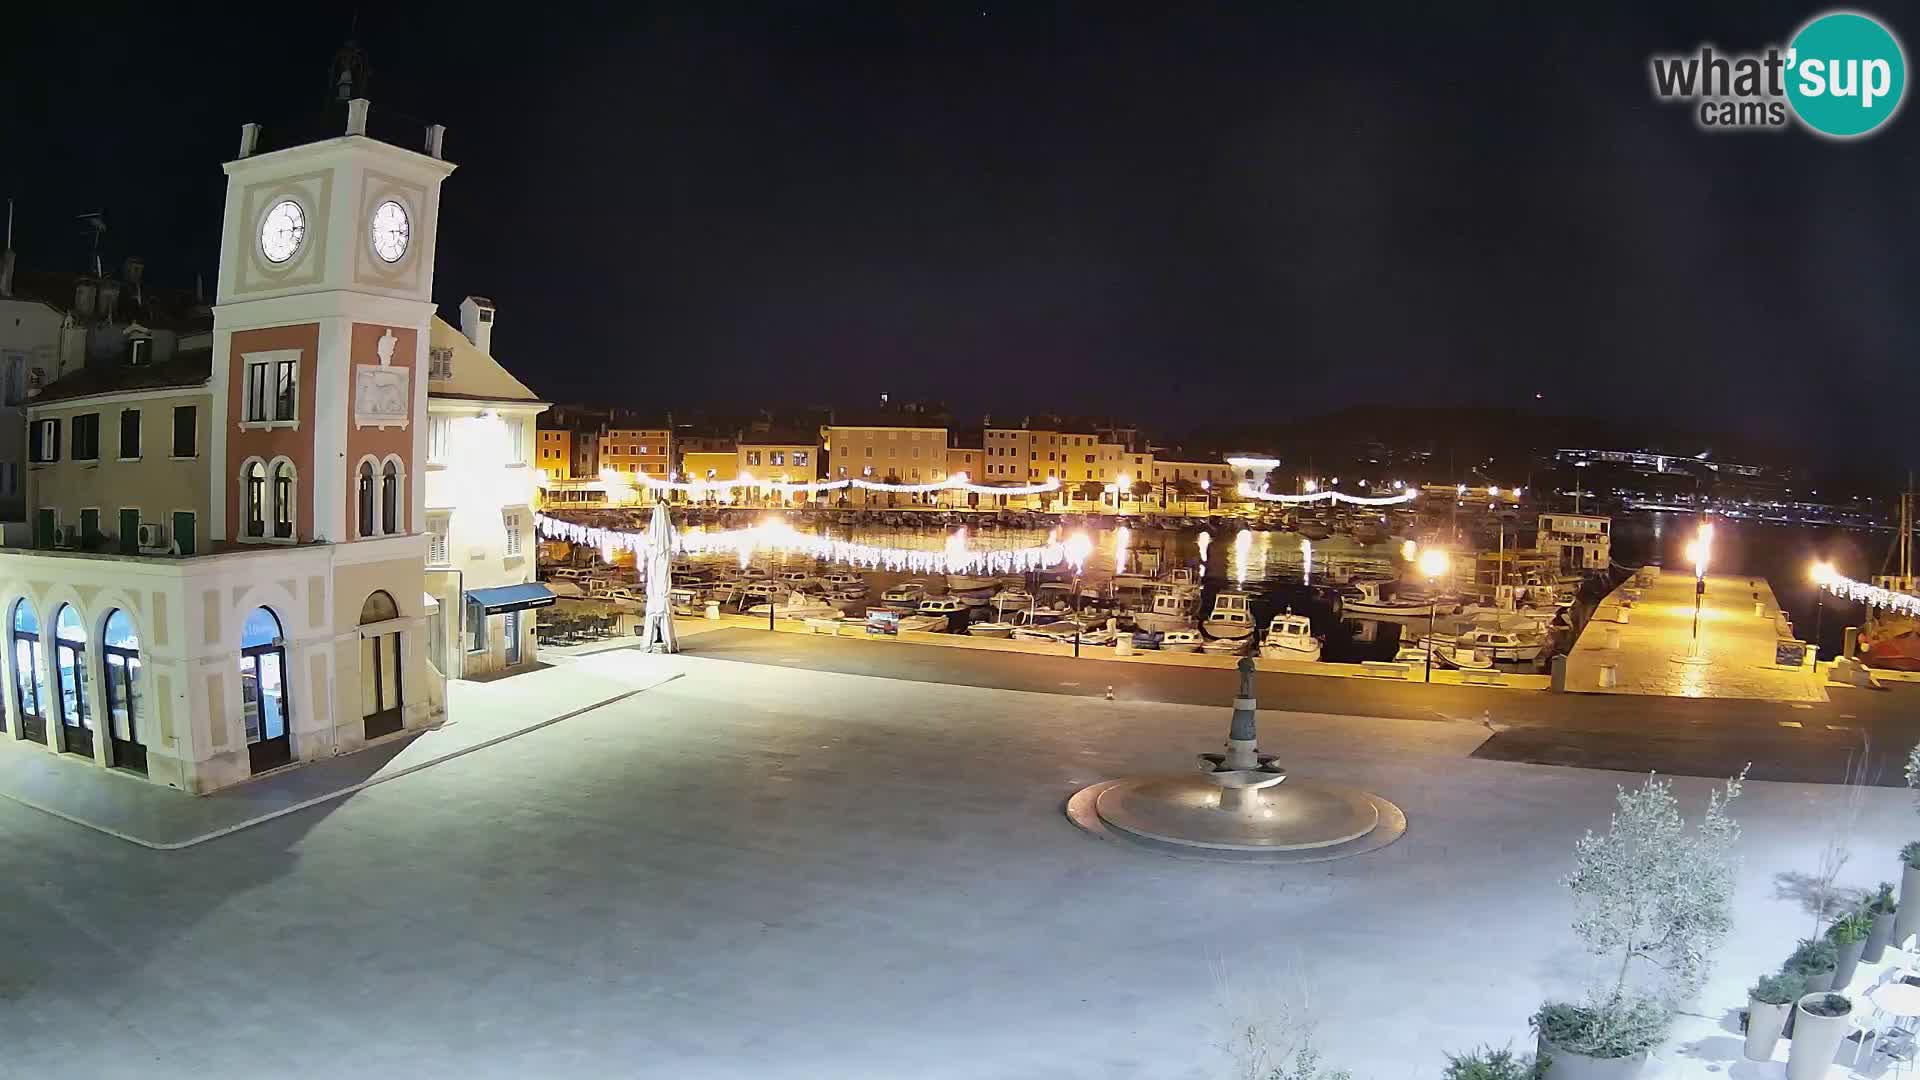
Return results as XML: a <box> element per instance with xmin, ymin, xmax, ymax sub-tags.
<box><xmin>1786</xmin><ymin>11</ymin><xmax>1907</xmax><ymax>137</ymax></box>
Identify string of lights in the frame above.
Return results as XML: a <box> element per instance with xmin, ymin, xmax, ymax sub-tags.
<box><xmin>1235</xmin><ymin>484</ymin><xmax>1419</xmax><ymax>507</ymax></box>
<box><xmin>1815</xmin><ymin>569</ymin><xmax>1920</xmax><ymax>618</ymax></box>
<box><xmin>534</xmin><ymin>513</ymin><xmax>1094</xmax><ymax>575</ymax></box>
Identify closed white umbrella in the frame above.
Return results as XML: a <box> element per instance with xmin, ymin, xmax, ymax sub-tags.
<box><xmin>640</xmin><ymin>500</ymin><xmax>678</xmax><ymax>654</ymax></box>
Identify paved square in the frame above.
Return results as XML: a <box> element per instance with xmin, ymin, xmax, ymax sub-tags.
<box><xmin>0</xmin><ymin>649</ymin><xmax>1904</xmax><ymax>1077</ymax></box>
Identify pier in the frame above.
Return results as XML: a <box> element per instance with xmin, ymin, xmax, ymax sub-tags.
<box><xmin>1564</xmin><ymin>568</ymin><xmax>1825</xmax><ymax>702</ymax></box>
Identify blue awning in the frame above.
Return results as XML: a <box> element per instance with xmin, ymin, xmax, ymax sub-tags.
<box><xmin>466</xmin><ymin>583</ymin><xmax>557</xmax><ymax>614</ymax></box>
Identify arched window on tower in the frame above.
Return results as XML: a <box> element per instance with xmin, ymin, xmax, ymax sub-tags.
<box><xmin>381</xmin><ymin>460</ymin><xmax>401</xmax><ymax>535</ymax></box>
<box><xmin>357</xmin><ymin>461</ymin><xmax>376</xmax><ymax>538</ymax></box>
<box><xmin>244</xmin><ymin>460</ymin><xmax>266</xmax><ymax>537</ymax></box>
<box><xmin>272</xmin><ymin>461</ymin><xmax>295</xmax><ymax>539</ymax></box>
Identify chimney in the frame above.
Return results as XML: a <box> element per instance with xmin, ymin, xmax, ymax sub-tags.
<box><xmin>425</xmin><ymin>123</ymin><xmax>447</xmax><ymax>160</ymax></box>
<box><xmin>98</xmin><ymin>278</ymin><xmax>121</xmax><ymax>323</ymax></box>
<box><xmin>238</xmin><ymin>122</ymin><xmax>260</xmax><ymax>159</ymax></box>
<box><xmin>346</xmin><ymin>98</ymin><xmax>370</xmax><ymax>136</ymax></box>
<box><xmin>122</xmin><ymin>256</ymin><xmax>144</xmax><ymax>306</ymax></box>
<box><xmin>73</xmin><ymin>279</ymin><xmax>97</xmax><ymax>319</ymax></box>
<box><xmin>0</xmin><ymin>251</ymin><xmax>13</xmax><ymax>298</ymax></box>
<box><xmin>459</xmin><ymin>296</ymin><xmax>496</xmax><ymax>355</ymax></box>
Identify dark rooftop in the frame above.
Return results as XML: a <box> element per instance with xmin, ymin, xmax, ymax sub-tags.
<box><xmin>33</xmin><ymin>348</ymin><xmax>211</xmax><ymax>404</ymax></box>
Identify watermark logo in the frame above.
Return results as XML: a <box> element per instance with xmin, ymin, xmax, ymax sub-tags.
<box><xmin>1649</xmin><ymin>9</ymin><xmax>1906</xmax><ymax>138</ymax></box>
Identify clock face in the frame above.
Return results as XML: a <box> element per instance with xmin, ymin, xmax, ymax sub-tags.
<box><xmin>370</xmin><ymin>200</ymin><xmax>410</xmax><ymax>263</ymax></box>
<box><xmin>259</xmin><ymin>200</ymin><xmax>306</xmax><ymax>264</ymax></box>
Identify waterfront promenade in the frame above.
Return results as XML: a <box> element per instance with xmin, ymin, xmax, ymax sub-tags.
<box><xmin>1565</xmin><ymin>569</ymin><xmax>1825</xmax><ymax>703</ymax></box>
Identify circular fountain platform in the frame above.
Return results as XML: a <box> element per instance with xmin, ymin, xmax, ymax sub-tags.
<box><xmin>1066</xmin><ymin>775</ymin><xmax>1406</xmax><ymax>863</ymax></box>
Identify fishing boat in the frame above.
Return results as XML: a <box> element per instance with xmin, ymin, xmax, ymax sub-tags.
<box><xmin>1259</xmin><ymin>612</ymin><xmax>1322</xmax><ymax>662</ymax></box>
<box><xmin>1419</xmin><ymin>627</ymin><xmax>1543</xmax><ymax>663</ymax></box>
<box><xmin>910</xmin><ymin>596</ymin><xmax>968</xmax><ymax>631</ymax></box>
<box><xmin>877</xmin><ymin>582</ymin><xmax>929</xmax><ymax>610</ymax></box>
<box><xmin>1131</xmin><ymin>586</ymin><xmax>1200</xmax><ymax>633</ymax></box>
<box><xmin>1202</xmin><ymin>591</ymin><xmax>1257</xmax><ymax>640</ymax></box>
<box><xmin>1342</xmin><ymin>579</ymin><xmax>1451</xmax><ymax>618</ymax></box>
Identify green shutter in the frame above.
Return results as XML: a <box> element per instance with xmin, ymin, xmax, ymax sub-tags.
<box><xmin>119</xmin><ymin>509</ymin><xmax>140</xmax><ymax>554</ymax></box>
<box><xmin>34</xmin><ymin>508</ymin><xmax>54</xmax><ymax>549</ymax></box>
<box><xmin>171</xmin><ymin>511</ymin><xmax>195</xmax><ymax>556</ymax></box>
<box><xmin>78</xmin><ymin>508</ymin><xmax>99</xmax><ymax>545</ymax></box>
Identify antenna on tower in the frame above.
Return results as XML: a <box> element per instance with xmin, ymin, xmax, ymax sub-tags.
<box><xmin>75</xmin><ymin>212</ymin><xmax>106</xmax><ymax>276</ymax></box>
<box><xmin>329</xmin><ymin>17</ymin><xmax>371</xmax><ymax>104</ymax></box>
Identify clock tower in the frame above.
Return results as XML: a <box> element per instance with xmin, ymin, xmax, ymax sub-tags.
<box><xmin>209</xmin><ymin>97</ymin><xmax>457</xmax><ymax>756</ymax></box>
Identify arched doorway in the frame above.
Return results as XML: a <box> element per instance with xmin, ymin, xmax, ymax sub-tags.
<box><xmin>52</xmin><ymin>604</ymin><xmax>91</xmax><ymax>758</ymax></box>
<box><xmin>359</xmin><ymin>590</ymin><xmax>404</xmax><ymax>739</ymax></box>
<box><xmin>10</xmin><ymin>600</ymin><xmax>46</xmax><ymax>744</ymax></box>
<box><xmin>101</xmin><ymin>610</ymin><xmax>146</xmax><ymax>775</ymax></box>
<box><xmin>240</xmin><ymin>607</ymin><xmax>291</xmax><ymax>774</ymax></box>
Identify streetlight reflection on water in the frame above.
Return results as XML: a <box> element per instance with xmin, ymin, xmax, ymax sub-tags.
<box><xmin>1234</xmin><ymin>529</ymin><xmax>1252</xmax><ymax>587</ymax></box>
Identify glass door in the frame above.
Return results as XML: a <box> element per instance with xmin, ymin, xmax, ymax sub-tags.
<box><xmin>504</xmin><ymin>609</ymin><xmax>522</xmax><ymax>665</ymax></box>
<box><xmin>242</xmin><ymin>647</ymin><xmax>291</xmax><ymax>773</ymax></box>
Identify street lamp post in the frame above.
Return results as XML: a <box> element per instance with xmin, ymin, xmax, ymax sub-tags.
<box><xmin>1811</xmin><ymin>559</ymin><xmax>1835</xmax><ymax>653</ymax></box>
<box><xmin>1416</xmin><ymin>547</ymin><xmax>1450</xmax><ymax>683</ymax></box>
<box><xmin>1685</xmin><ymin>521</ymin><xmax>1712</xmax><ymax>657</ymax></box>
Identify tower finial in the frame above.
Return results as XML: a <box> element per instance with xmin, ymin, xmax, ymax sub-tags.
<box><xmin>329</xmin><ymin>32</ymin><xmax>370</xmax><ymax>104</ymax></box>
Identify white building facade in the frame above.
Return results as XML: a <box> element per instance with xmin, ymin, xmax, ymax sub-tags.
<box><xmin>423</xmin><ymin>298</ymin><xmax>550</xmax><ymax>679</ymax></box>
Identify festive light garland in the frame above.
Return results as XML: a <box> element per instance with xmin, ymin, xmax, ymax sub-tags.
<box><xmin>1817</xmin><ymin>571</ymin><xmax>1920</xmax><ymax>618</ymax></box>
<box><xmin>1235</xmin><ymin>484</ymin><xmax>1419</xmax><ymax>507</ymax></box>
<box><xmin>535</xmin><ymin>513</ymin><xmax>1091</xmax><ymax>575</ymax></box>
<box><xmin>620</xmin><ymin>469</ymin><xmax>1061</xmax><ymax>497</ymax></box>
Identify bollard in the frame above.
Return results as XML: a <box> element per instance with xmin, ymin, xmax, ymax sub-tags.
<box><xmin>1754</xmin><ymin>601</ymin><xmax>1764</xmax><ymax>617</ymax></box>
<box><xmin>1618</xmin><ymin>607</ymin><xmax>1631</xmax><ymax>624</ymax></box>
<box><xmin>1115</xmin><ymin>634</ymin><xmax>1135</xmax><ymax>657</ymax></box>
<box><xmin>1550</xmin><ymin>653</ymin><xmax>1568</xmax><ymax>692</ymax></box>
<box><xmin>704</xmin><ymin>600</ymin><xmax>721</xmax><ymax>621</ymax></box>
<box><xmin>1604</xmin><ymin>628</ymin><xmax>1620</xmax><ymax>650</ymax></box>
<box><xmin>1599</xmin><ymin>663</ymin><xmax>1618</xmax><ymax>688</ymax></box>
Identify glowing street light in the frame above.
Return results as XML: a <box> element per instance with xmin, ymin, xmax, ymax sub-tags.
<box><xmin>1401</xmin><ymin>539</ymin><xmax>1419</xmax><ymax>563</ymax></box>
<box><xmin>1685</xmin><ymin>520</ymin><xmax>1713</xmax><ymax>654</ymax></box>
<box><xmin>1811</xmin><ymin>558</ymin><xmax>1837</xmax><ymax>648</ymax></box>
<box><xmin>1303</xmin><ymin>479</ymin><xmax>1319</xmax><ymax>493</ymax></box>
<box><xmin>1416</xmin><ymin>547</ymin><xmax>1451</xmax><ymax>683</ymax></box>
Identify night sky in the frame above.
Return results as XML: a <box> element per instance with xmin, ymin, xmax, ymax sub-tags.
<box><xmin>3</xmin><ymin>3</ymin><xmax>1914</xmax><ymax>465</ymax></box>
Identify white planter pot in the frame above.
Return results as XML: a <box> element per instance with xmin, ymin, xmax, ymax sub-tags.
<box><xmin>1539</xmin><ymin>1037</ymin><xmax>1649</xmax><ymax>1080</ymax></box>
<box><xmin>1895</xmin><ymin>863</ymin><xmax>1920</xmax><ymax>945</ymax></box>
<box><xmin>1744</xmin><ymin>998</ymin><xmax>1790</xmax><ymax>1061</ymax></box>
<box><xmin>1787</xmin><ymin>992</ymin><xmax>1855</xmax><ymax>1080</ymax></box>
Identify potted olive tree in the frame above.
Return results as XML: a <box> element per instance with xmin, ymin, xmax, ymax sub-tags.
<box><xmin>1895</xmin><ymin>841</ymin><xmax>1920</xmax><ymax>945</ymax></box>
<box><xmin>1787</xmin><ymin>992</ymin><xmax>1855</xmax><ymax>1080</ymax></box>
<box><xmin>1827</xmin><ymin>910</ymin><xmax>1872</xmax><ymax>990</ymax></box>
<box><xmin>1444</xmin><ymin>1046</ymin><xmax>1548</xmax><ymax>1080</ymax></box>
<box><xmin>1743</xmin><ymin>973</ymin><xmax>1801</xmax><ymax>1061</ymax></box>
<box><xmin>1863</xmin><ymin>882</ymin><xmax>1898</xmax><ymax>962</ymax></box>
<box><xmin>1535</xmin><ymin>771</ymin><xmax>1745</xmax><ymax>1079</ymax></box>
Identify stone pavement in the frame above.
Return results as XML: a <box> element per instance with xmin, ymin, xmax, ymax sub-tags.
<box><xmin>0</xmin><ymin>649</ymin><xmax>685</xmax><ymax>848</ymax></box>
<box><xmin>0</xmin><ymin>652</ymin><xmax>1911</xmax><ymax>1077</ymax></box>
<box><xmin>1567</xmin><ymin>570</ymin><xmax>1827</xmax><ymax>703</ymax></box>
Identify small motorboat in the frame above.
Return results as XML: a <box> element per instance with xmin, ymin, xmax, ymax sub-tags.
<box><xmin>669</xmin><ymin>587</ymin><xmax>702</xmax><ymax>616</ymax></box>
<box><xmin>896</xmin><ymin>613</ymin><xmax>951</xmax><ymax>633</ymax></box>
<box><xmin>1419</xmin><ymin>628</ymin><xmax>1542</xmax><ymax>663</ymax></box>
<box><xmin>821</xmin><ymin>570</ymin><xmax>866</xmax><ymax>594</ymax></box>
<box><xmin>990</xmin><ymin>586</ymin><xmax>1033</xmax><ymax>609</ymax></box>
<box><xmin>1131</xmin><ymin>586</ymin><xmax>1199</xmax><ymax>634</ymax></box>
<box><xmin>1202</xmin><ymin>591</ymin><xmax>1256</xmax><ymax>640</ymax></box>
<box><xmin>1201</xmin><ymin>636</ymin><xmax>1248</xmax><ymax>655</ymax></box>
<box><xmin>1396</xmin><ymin>642</ymin><xmax>1494</xmax><ymax>670</ymax></box>
<box><xmin>912</xmin><ymin>596</ymin><xmax>968</xmax><ymax>631</ymax></box>
<box><xmin>878</xmin><ymin>582</ymin><xmax>929</xmax><ymax>610</ymax></box>
<box><xmin>1341</xmin><ymin>579</ymin><xmax>1444</xmax><ymax>619</ymax></box>
<box><xmin>1259</xmin><ymin>612</ymin><xmax>1322</xmax><ymax>662</ymax></box>
<box><xmin>945</xmin><ymin>574</ymin><xmax>1000</xmax><ymax>595</ymax></box>
<box><xmin>745</xmin><ymin>591</ymin><xmax>842</xmax><ymax>620</ymax></box>
<box><xmin>967</xmin><ymin>621</ymin><xmax>1016</xmax><ymax>638</ymax></box>
<box><xmin>1158</xmin><ymin>629</ymin><xmax>1204</xmax><ymax>653</ymax></box>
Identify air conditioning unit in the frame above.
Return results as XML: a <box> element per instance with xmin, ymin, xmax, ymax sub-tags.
<box><xmin>136</xmin><ymin>522</ymin><xmax>169</xmax><ymax>554</ymax></box>
<box><xmin>52</xmin><ymin>524</ymin><xmax>77</xmax><ymax>548</ymax></box>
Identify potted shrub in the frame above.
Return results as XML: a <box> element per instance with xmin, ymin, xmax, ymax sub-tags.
<box><xmin>1895</xmin><ymin>842</ymin><xmax>1920</xmax><ymax>945</ymax></box>
<box><xmin>1533</xmin><ymin>996</ymin><xmax>1666</xmax><ymax>1079</ymax></box>
<box><xmin>1784</xmin><ymin>937</ymin><xmax>1839</xmax><ymax>993</ymax></box>
<box><xmin>1445</xmin><ymin>1045</ymin><xmax>1548</xmax><ymax>1080</ymax></box>
<box><xmin>1864</xmin><ymin>882</ymin><xmax>1899</xmax><ymax>962</ymax></box>
<box><xmin>1827</xmin><ymin>910</ymin><xmax>1872</xmax><ymax>990</ymax></box>
<box><xmin>1744</xmin><ymin>973</ymin><xmax>1801</xmax><ymax>1061</ymax></box>
<box><xmin>1786</xmin><ymin>992</ymin><xmax>1854</xmax><ymax>1080</ymax></box>
<box><xmin>1538</xmin><ymin>771</ymin><xmax>1744</xmax><ymax>1078</ymax></box>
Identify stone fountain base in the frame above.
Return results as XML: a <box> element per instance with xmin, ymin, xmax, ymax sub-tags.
<box><xmin>1066</xmin><ymin>777</ymin><xmax>1406</xmax><ymax>864</ymax></box>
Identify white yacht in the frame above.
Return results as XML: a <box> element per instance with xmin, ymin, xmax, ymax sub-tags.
<box><xmin>1259</xmin><ymin>613</ymin><xmax>1322</xmax><ymax>662</ymax></box>
<box><xmin>1202</xmin><ymin>591</ymin><xmax>1256</xmax><ymax>640</ymax></box>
